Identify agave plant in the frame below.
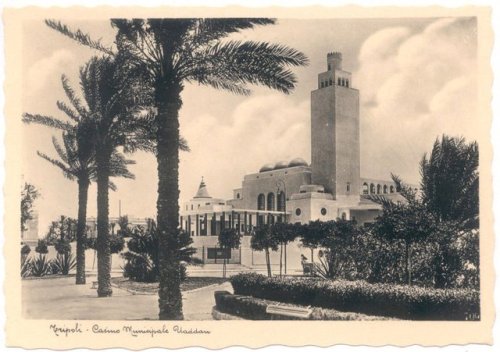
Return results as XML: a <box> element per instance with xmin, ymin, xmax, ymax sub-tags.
<box><xmin>31</xmin><ymin>254</ymin><xmax>52</xmax><ymax>277</ymax></box>
<box><xmin>52</xmin><ymin>253</ymin><xmax>77</xmax><ymax>275</ymax></box>
<box><xmin>21</xmin><ymin>255</ymin><xmax>32</xmax><ymax>278</ymax></box>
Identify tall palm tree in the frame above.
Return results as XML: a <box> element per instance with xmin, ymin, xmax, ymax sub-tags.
<box><xmin>23</xmin><ymin>73</ymin><xmax>136</xmax><ymax>285</ymax></box>
<box><xmin>46</xmin><ymin>18</ymin><xmax>308</xmax><ymax>319</ymax></box>
<box><xmin>77</xmin><ymin>56</ymin><xmax>154</xmax><ymax>297</ymax></box>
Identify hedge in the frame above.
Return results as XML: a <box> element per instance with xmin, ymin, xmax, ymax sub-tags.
<box><xmin>230</xmin><ymin>273</ymin><xmax>480</xmax><ymax>320</ymax></box>
<box><xmin>214</xmin><ymin>291</ymin><xmax>392</xmax><ymax>320</ymax></box>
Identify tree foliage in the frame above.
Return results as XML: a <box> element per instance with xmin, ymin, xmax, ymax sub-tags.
<box><xmin>122</xmin><ymin>219</ymin><xmax>198</xmax><ymax>282</ymax></box>
<box><xmin>218</xmin><ymin>228</ymin><xmax>242</xmax><ymax>278</ymax></box>
<box><xmin>44</xmin><ymin>216</ymin><xmax>77</xmax><ymax>245</ymax></box>
<box><xmin>21</xmin><ymin>182</ymin><xmax>39</xmax><ymax>232</ymax></box>
<box><xmin>366</xmin><ymin>135</ymin><xmax>480</xmax><ymax>288</ymax></box>
<box><xmin>420</xmin><ymin>135</ymin><xmax>479</xmax><ymax>230</ymax></box>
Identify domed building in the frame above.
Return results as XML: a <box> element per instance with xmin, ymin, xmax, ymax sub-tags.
<box><xmin>180</xmin><ymin>52</ymin><xmax>409</xmax><ymax>270</ymax></box>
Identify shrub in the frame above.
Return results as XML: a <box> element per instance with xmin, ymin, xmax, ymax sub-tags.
<box><xmin>35</xmin><ymin>239</ymin><xmax>48</xmax><ymax>254</ymax></box>
<box><xmin>214</xmin><ymin>291</ymin><xmax>391</xmax><ymax>320</ymax></box>
<box><xmin>52</xmin><ymin>253</ymin><xmax>76</xmax><ymax>275</ymax></box>
<box><xmin>55</xmin><ymin>238</ymin><xmax>72</xmax><ymax>255</ymax></box>
<box><xmin>21</xmin><ymin>244</ymin><xmax>31</xmax><ymax>256</ymax></box>
<box><xmin>31</xmin><ymin>255</ymin><xmax>52</xmax><ymax>277</ymax></box>
<box><xmin>230</xmin><ymin>273</ymin><xmax>480</xmax><ymax>320</ymax></box>
<box><xmin>122</xmin><ymin>220</ymin><xmax>198</xmax><ymax>282</ymax></box>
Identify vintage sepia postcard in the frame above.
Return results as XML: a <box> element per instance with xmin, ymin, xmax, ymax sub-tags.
<box><xmin>3</xmin><ymin>4</ymin><xmax>494</xmax><ymax>349</ymax></box>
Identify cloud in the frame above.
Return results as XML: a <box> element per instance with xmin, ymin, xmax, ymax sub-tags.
<box><xmin>179</xmin><ymin>94</ymin><xmax>309</xmax><ymax>201</ymax></box>
<box><xmin>355</xmin><ymin>18</ymin><xmax>477</xmax><ymax>183</ymax></box>
<box><xmin>27</xmin><ymin>49</ymin><xmax>75</xmax><ymax>94</ymax></box>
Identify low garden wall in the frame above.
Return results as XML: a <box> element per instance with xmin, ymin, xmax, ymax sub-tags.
<box><xmin>229</xmin><ymin>273</ymin><xmax>480</xmax><ymax>321</ymax></box>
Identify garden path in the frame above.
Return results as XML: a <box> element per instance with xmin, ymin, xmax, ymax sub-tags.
<box><xmin>22</xmin><ymin>276</ymin><xmax>232</xmax><ymax>320</ymax></box>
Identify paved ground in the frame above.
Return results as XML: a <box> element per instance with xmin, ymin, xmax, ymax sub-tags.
<box><xmin>22</xmin><ymin>275</ymin><xmax>233</xmax><ymax>320</ymax></box>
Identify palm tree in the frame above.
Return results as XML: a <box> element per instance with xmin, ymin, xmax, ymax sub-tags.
<box><xmin>35</xmin><ymin>131</ymin><xmax>135</xmax><ymax>284</ymax></box>
<box><xmin>420</xmin><ymin>135</ymin><xmax>479</xmax><ymax>288</ymax></box>
<box><xmin>24</xmin><ymin>58</ymin><xmax>150</xmax><ymax>293</ymax></box>
<box><xmin>23</xmin><ymin>72</ymin><xmax>137</xmax><ymax>285</ymax></box>
<box><xmin>77</xmin><ymin>56</ymin><xmax>154</xmax><ymax>297</ymax></box>
<box><xmin>46</xmin><ymin>18</ymin><xmax>308</xmax><ymax>319</ymax></box>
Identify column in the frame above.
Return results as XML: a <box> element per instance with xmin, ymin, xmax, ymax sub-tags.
<box><xmin>196</xmin><ymin>214</ymin><xmax>199</xmax><ymax>236</ymax></box>
<box><xmin>244</xmin><ymin>211</ymin><xmax>248</xmax><ymax>235</ymax></box>
<box><xmin>204</xmin><ymin>213</ymin><xmax>208</xmax><ymax>236</ymax></box>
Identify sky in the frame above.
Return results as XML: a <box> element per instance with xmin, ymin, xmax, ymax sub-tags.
<box><xmin>21</xmin><ymin>17</ymin><xmax>478</xmax><ymax>235</ymax></box>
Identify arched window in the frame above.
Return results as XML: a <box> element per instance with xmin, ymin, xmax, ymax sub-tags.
<box><xmin>383</xmin><ymin>185</ymin><xmax>388</xmax><ymax>194</ymax></box>
<box><xmin>377</xmin><ymin>184</ymin><xmax>381</xmax><ymax>194</ymax></box>
<box><xmin>277</xmin><ymin>191</ymin><xmax>286</xmax><ymax>212</ymax></box>
<box><xmin>341</xmin><ymin>78</ymin><xmax>345</xmax><ymax>86</ymax></box>
<box><xmin>236</xmin><ymin>193</ymin><xmax>240</xmax><ymax>199</ymax></box>
<box><xmin>267</xmin><ymin>192</ymin><xmax>275</xmax><ymax>211</ymax></box>
<box><xmin>320</xmin><ymin>81</ymin><xmax>324</xmax><ymax>88</ymax></box>
<box><xmin>346</xmin><ymin>79</ymin><xmax>349</xmax><ymax>88</ymax></box>
<box><xmin>257</xmin><ymin>194</ymin><xmax>265</xmax><ymax>210</ymax></box>
<box><xmin>329</xmin><ymin>79</ymin><xmax>333</xmax><ymax>86</ymax></box>
<box><xmin>341</xmin><ymin>212</ymin><xmax>347</xmax><ymax>220</ymax></box>
<box><xmin>390</xmin><ymin>185</ymin><xmax>395</xmax><ymax>193</ymax></box>
<box><xmin>362</xmin><ymin>183</ymin><xmax>369</xmax><ymax>195</ymax></box>
<box><xmin>338</xmin><ymin>78</ymin><xmax>341</xmax><ymax>85</ymax></box>
<box><xmin>370</xmin><ymin>183</ymin><xmax>375</xmax><ymax>194</ymax></box>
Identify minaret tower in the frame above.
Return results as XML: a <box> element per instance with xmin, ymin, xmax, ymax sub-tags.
<box><xmin>310</xmin><ymin>52</ymin><xmax>360</xmax><ymax>201</ymax></box>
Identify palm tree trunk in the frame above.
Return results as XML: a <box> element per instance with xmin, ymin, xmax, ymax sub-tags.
<box><xmin>75</xmin><ymin>178</ymin><xmax>89</xmax><ymax>285</ymax></box>
<box><xmin>156</xmin><ymin>81</ymin><xmax>184</xmax><ymax>320</ymax></box>
<box><xmin>96</xmin><ymin>150</ymin><xmax>112</xmax><ymax>297</ymax></box>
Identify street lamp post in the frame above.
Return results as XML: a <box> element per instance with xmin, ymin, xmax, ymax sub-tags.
<box><xmin>276</xmin><ymin>179</ymin><xmax>287</xmax><ymax>275</ymax></box>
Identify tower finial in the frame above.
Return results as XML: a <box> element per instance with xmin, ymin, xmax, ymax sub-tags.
<box><xmin>327</xmin><ymin>51</ymin><xmax>342</xmax><ymax>70</ymax></box>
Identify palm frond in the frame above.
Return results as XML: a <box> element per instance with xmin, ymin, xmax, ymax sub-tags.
<box><xmin>56</xmin><ymin>101</ymin><xmax>80</xmax><ymax>122</ymax></box>
<box><xmin>37</xmin><ymin>151</ymin><xmax>76</xmax><ymax>181</ymax></box>
<box><xmin>61</xmin><ymin>75</ymin><xmax>88</xmax><ymax>117</ymax></box>
<box><xmin>22</xmin><ymin>113</ymin><xmax>73</xmax><ymax>131</ymax></box>
<box><xmin>45</xmin><ymin>20</ymin><xmax>114</xmax><ymax>55</ymax></box>
<box><xmin>190</xmin><ymin>18</ymin><xmax>276</xmax><ymax>48</ymax></box>
<box><xmin>109</xmin><ymin>152</ymin><xmax>136</xmax><ymax>180</ymax></box>
<box><xmin>179</xmin><ymin>136</ymin><xmax>190</xmax><ymax>152</ymax></box>
<box><xmin>185</xmin><ymin>40</ymin><xmax>308</xmax><ymax>95</ymax></box>
<box><xmin>51</xmin><ymin>136</ymin><xmax>70</xmax><ymax>164</ymax></box>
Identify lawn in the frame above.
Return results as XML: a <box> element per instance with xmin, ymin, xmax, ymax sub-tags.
<box><xmin>111</xmin><ymin>276</ymin><xmax>228</xmax><ymax>294</ymax></box>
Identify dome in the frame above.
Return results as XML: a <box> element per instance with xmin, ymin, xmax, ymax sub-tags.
<box><xmin>273</xmin><ymin>160</ymin><xmax>288</xmax><ymax>170</ymax></box>
<box><xmin>259</xmin><ymin>163</ymin><xmax>275</xmax><ymax>173</ymax></box>
<box><xmin>288</xmin><ymin>157</ymin><xmax>308</xmax><ymax>167</ymax></box>
<box><xmin>194</xmin><ymin>177</ymin><xmax>212</xmax><ymax>198</ymax></box>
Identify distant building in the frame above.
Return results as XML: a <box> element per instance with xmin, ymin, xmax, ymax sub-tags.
<box><xmin>179</xmin><ymin>52</ymin><xmax>410</xmax><ymax>269</ymax></box>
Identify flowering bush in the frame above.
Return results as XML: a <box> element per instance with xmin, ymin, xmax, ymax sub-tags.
<box><xmin>230</xmin><ymin>273</ymin><xmax>479</xmax><ymax>320</ymax></box>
